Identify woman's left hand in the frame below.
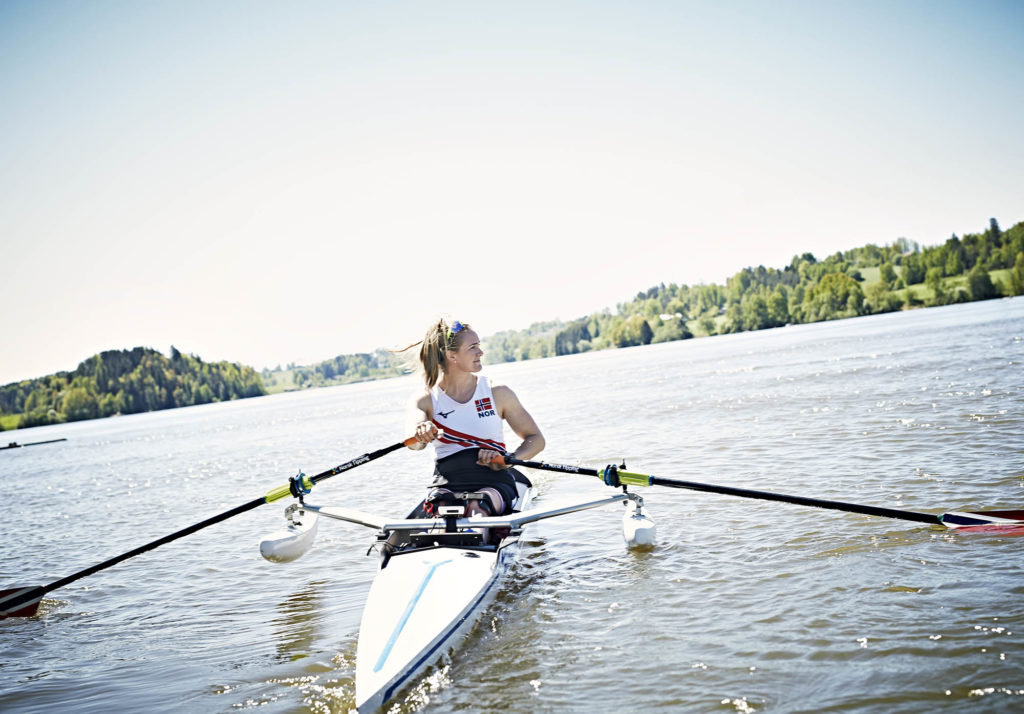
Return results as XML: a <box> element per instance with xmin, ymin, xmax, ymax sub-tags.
<box><xmin>477</xmin><ymin>449</ymin><xmax>505</xmax><ymax>470</ymax></box>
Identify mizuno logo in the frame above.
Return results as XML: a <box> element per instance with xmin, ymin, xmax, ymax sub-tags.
<box><xmin>437</xmin><ymin>409</ymin><xmax>455</xmax><ymax>419</ymax></box>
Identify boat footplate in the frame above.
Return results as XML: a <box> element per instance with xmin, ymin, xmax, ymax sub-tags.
<box><xmin>408</xmin><ymin>531</ymin><xmax>487</xmax><ymax>548</ymax></box>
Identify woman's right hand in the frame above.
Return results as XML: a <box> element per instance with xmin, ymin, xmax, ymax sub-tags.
<box><xmin>412</xmin><ymin>421</ymin><xmax>440</xmax><ymax>446</ymax></box>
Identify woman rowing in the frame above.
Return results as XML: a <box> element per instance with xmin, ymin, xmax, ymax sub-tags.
<box><xmin>403</xmin><ymin>318</ymin><xmax>545</xmax><ymax>517</ymax></box>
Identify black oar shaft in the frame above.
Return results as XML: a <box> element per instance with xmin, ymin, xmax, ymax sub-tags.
<box><xmin>1</xmin><ymin>438</ymin><xmax>68</xmax><ymax>450</ymax></box>
<box><xmin>646</xmin><ymin>475</ymin><xmax>941</xmax><ymax>525</ymax></box>
<box><xmin>505</xmin><ymin>458</ymin><xmax>601</xmax><ymax>478</ymax></box>
<box><xmin>264</xmin><ymin>439</ymin><xmax>415</xmax><ymax>501</ymax></box>
<box><xmin>44</xmin><ymin>498</ymin><xmax>266</xmax><ymax>596</ymax></box>
<box><xmin>2</xmin><ymin>438</ymin><xmax>415</xmax><ymax>617</ymax></box>
<box><xmin>311</xmin><ymin>440</ymin><xmax>409</xmax><ymax>485</ymax></box>
<box><xmin>505</xmin><ymin>457</ymin><xmax>942</xmax><ymax>526</ymax></box>
<box><xmin>1</xmin><ymin>498</ymin><xmax>266</xmax><ymax>616</ymax></box>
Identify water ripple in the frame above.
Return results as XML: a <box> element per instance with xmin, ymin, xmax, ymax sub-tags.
<box><xmin>3</xmin><ymin>300</ymin><xmax>1024</xmax><ymax>713</ymax></box>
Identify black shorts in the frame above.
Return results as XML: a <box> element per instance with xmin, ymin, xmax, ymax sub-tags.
<box><xmin>411</xmin><ymin>449</ymin><xmax>532</xmax><ymax>516</ymax></box>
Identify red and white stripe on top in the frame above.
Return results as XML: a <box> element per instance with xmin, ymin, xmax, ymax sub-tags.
<box><xmin>430</xmin><ymin>375</ymin><xmax>506</xmax><ymax>460</ymax></box>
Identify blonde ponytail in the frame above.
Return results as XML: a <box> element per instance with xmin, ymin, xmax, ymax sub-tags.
<box><xmin>397</xmin><ymin>318</ymin><xmax>473</xmax><ymax>389</ymax></box>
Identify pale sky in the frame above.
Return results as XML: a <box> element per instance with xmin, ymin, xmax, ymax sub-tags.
<box><xmin>2</xmin><ymin>0</ymin><xmax>1022</xmax><ymax>385</ymax></box>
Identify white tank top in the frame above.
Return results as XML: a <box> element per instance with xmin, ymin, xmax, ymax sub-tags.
<box><xmin>430</xmin><ymin>375</ymin><xmax>506</xmax><ymax>460</ymax></box>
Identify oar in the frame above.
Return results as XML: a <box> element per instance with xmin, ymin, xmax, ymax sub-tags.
<box><xmin>0</xmin><ymin>437</ymin><xmax>417</xmax><ymax>619</ymax></box>
<box><xmin>497</xmin><ymin>456</ymin><xmax>1024</xmax><ymax>530</ymax></box>
<box><xmin>1</xmin><ymin>438</ymin><xmax>67</xmax><ymax>451</ymax></box>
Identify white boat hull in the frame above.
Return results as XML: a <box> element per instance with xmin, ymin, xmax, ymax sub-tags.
<box><xmin>287</xmin><ymin>486</ymin><xmax>650</xmax><ymax>711</ymax></box>
<box><xmin>354</xmin><ymin>495</ymin><xmax>530</xmax><ymax>712</ymax></box>
<box><xmin>355</xmin><ymin>539</ymin><xmax>520</xmax><ymax>711</ymax></box>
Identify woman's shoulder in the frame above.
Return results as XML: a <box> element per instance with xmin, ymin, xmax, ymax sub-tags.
<box><xmin>489</xmin><ymin>381</ymin><xmax>520</xmax><ymax>405</ymax></box>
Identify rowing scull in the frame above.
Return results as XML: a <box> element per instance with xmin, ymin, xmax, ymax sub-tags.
<box><xmin>265</xmin><ymin>488</ymin><xmax>654</xmax><ymax>711</ymax></box>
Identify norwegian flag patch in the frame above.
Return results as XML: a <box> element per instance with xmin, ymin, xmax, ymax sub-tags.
<box><xmin>475</xmin><ymin>397</ymin><xmax>496</xmax><ymax>418</ymax></box>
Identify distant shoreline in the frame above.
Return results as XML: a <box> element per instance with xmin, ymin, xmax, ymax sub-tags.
<box><xmin>4</xmin><ymin>293</ymin><xmax>1021</xmax><ymax>434</ymax></box>
<box><xmin>5</xmin><ymin>217</ymin><xmax>1022</xmax><ymax>432</ymax></box>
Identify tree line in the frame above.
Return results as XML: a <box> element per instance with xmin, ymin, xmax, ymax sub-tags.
<box><xmin>0</xmin><ymin>347</ymin><xmax>265</xmax><ymax>430</ymax></box>
<box><xmin>4</xmin><ymin>217</ymin><xmax>1021</xmax><ymax>428</ymax></box>
<box><xmin>484</xmin><ymin>218</ymin><xmax>1024</xmax><ymax>360</ymax></box>
<box><xmin>262</xmin><ymin>349</ymin><xmax>404</xmax><ymax>391</ymax></box>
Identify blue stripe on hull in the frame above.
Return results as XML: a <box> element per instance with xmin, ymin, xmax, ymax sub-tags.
<box><xmin>376</xmin><ymin>544</ymin><xmax>519</xmax><ymax>707</ymax></box>
<box><xmin>373</xmin><ymin>558</ymin><xmax>454</xmax><ymax>673</ymax></box>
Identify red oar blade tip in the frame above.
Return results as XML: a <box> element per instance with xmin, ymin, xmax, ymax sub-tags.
<box><xmin>0</xmin><ymin>586</ymin><xmax>44</xmax><ymax>619</ymax></box>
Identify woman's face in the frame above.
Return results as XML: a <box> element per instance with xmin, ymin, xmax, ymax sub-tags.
<box><xmin>447</xmin><ymin>329</ymin><xmax>483</xmax><ymax>372</ymax></box>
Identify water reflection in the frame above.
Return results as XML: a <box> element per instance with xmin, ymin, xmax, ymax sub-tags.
<box><xmin>269</xmin><ymin>579</ymin><xmax>329</xmax><ymax>662</ymax></box>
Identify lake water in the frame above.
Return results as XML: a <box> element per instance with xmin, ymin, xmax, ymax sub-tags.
<box><xmin>2</xmin><ymin>298</ymin><xmax>1023</xmax><ymax>713</ymax></box>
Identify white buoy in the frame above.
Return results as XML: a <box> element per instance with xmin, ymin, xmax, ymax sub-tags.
<box><xmin>622</xmin><ymin>500</ymin><xmax>656</xmax><ymax>550</ymax></box>
<box><xmin>260</xmin><ymin>506</ymin><xmax>319</xmax><ymax>562</ymax></box>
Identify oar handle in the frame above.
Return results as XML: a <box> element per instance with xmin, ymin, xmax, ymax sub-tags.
<box><xmin>501</xmin><ymin>456</ymin><xmax>942</xmax><ymax>526</ymax></box>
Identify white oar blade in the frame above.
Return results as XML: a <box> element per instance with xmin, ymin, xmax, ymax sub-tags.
<box><xmin>942</xmin><ymin>510</ymin><xmax>1024</xmax><ymax>532</ymax></box>
<box><xmin>260</xmin><ymin>512</ymin><xmax>319</xmax><ymax>562</ymax></box>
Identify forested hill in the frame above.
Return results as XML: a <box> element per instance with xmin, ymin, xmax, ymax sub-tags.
<box><xmin>263</xmin><ymin>216</ymin><xmax>1024</xmax><ymax>391</ymax></box>
<box><xmin>0</xmin><ymin>347</ymin><xmax>264</xmax><ymax>429</ymax></box>
<box><xmin>4</xmin><ymin>217</ymin><xmax>1022</xmax><ymax>428</ymax></box>
<box><xmin>481</xmin><ymin>217</ymin><xmax>1024</xmax><ymax>360</ymax></box>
